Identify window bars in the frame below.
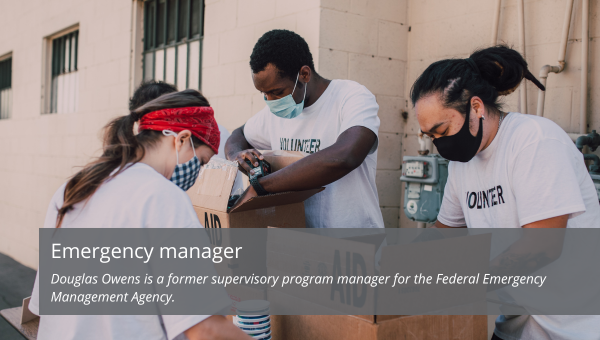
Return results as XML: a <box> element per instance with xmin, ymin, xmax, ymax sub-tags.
<box><xmin>143</xmin><ymin>0</ymin><xmax>204</xmax><ymax>90</ymax></box>
<box><xmin>50</xmin><ymin>30</ymin><xmax>79</xmax><ymax>114</ymax></box>
<box><xmin>0</xmin><ymin>57</ymin><xmax>11</xmax><ymax>119</ymax></box>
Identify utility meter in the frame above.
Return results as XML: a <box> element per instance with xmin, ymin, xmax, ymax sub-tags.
<box><xmin>400</xmin><ymin>154</ymin><xmax>449</xmax><ymax>223</ymax></box>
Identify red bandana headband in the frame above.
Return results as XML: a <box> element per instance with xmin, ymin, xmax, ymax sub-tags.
<box><xmin>138</xmin><ymin>106</ymin><xmax>220</xmax><ymax>154</ymax></box>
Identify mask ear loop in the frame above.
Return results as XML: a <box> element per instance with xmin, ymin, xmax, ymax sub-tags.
<box><xmin>163</xmin><ymin>129</ymin><xmax>181</xmax><ymax>164</ymax></box>
<box><xmin>302</xmin><ymin>79</ymin><xmax>307</xmax><ymax>101</ymax></box>
<box><xmin>291</xmin><ymin>73</ymin><xmax>299</xmax><ymax>95</ymax></box>
<box><xmin>190</xmin><ymin>136</ymin><xmax>197</xmax><ymax>158</ymax></box>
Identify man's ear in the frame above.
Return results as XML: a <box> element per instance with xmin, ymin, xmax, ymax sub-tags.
<box><xmin>299</xmin><ymin>65</ymin><xmax>312</xmax><ymax>84</ymax></box>
<box><xmin>175</xmin><ymin>130</ymin><xmax>192</xmax><ymax>152</ymax></box>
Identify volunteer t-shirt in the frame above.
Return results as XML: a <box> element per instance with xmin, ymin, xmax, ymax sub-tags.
<box><xmin>29</xmin><ymin>162</ymin><xmax>232</xmax><ymax>340</ymax></box>
<box><xmin>438</xmin><ymin>112</ymin><xmax>600</xmax><ymax>228</ymax></box>
<box><xmin>244</xmin><ymin>79</ymin><xmax>384</xmax><ymax>228</ymax></box>
<box><xmin>437</xmin><ymin>112</ymin><xmax>600</xmax><ymax>340</ymax></box>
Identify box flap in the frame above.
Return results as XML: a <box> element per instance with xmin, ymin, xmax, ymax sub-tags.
<box><xmin>20</xmin><ymin>297</ymin><xmax>39</xmax><ymax>324</ymax></box>
<box><xmin>260</xmin><ymin>150</ymin><xmax>308</xmax><ymax>172</ymax></box>
<box><xmin>229</xmin><ymin>187</ymin><xmax>324</xmax><ymax>213</ymax></box>
<box><xmin>187</xmin><ymin>158</ymin><xmax>239</xmax><ymax>212</ymax></box>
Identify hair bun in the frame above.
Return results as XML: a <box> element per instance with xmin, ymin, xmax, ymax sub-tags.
<box><xmin>470</xmin><ymin>45</ymin><xmax>544</xmax><ymax>96</ymax></box>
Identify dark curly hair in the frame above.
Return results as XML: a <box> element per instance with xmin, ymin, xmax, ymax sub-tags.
<box><xmin>250</xmin><ymin>29</ymin><xmax>315</xmax><ymax>81</ymax></box>
<box><xmin>410</xmin><ymin>45</ymin><xmax>544</xmax><ymax>116</ymax></box>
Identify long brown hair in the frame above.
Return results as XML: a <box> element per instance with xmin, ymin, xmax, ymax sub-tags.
<box><xmin>56</xmin><ymin>89</ymin><xmax>210</xmax><ymax>228</ymax></box>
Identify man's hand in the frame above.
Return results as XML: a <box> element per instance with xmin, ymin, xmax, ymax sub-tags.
<box><xmin>225</xmin><ymin>125</ymin><xmax>265</xmax><ymax>175</ymax></box>
<box><xmin>229</xmin><ymin>149</ymin><xmax>264</xmax><ymax>176</ymax></box>
<box><xmin>226</xmin><ymin>124</ymin><xmax>377</xmax><ymax>193</ymax></box>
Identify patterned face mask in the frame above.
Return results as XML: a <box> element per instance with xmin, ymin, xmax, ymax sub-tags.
<box><xmin>163</xmin><ymin>130</ymin><xmax>202</xmax><ymax>191</ymax></box>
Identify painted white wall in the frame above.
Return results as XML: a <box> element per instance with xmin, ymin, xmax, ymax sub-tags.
<box><xmin>0</xmin><ymin>0</ymin><xmax>133</xmax><ymax>268</ymax></box>
<box><xmin>401</xmin><ymin>0</ymin><xmax>600</xmax><ymax>228</ymax></box>
<box><xmin>1</xmin><ymin>0</ymin><xmax>599</xmax><ymax>266</ymax></box>
<box><xmin>318</xmin><ymin>0</ymin><xmax>408</xmax><ymax>228</ymax></box>
<box><xmin>200</xmin><ymin>0</ymin><xmax>322</xmax><ymax>131</ymax></box>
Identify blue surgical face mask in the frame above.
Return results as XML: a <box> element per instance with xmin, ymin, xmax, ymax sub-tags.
<box><xmin>163</xmin><ymin>130</ymin><xmax>202</xmax><ymax>191</ymax></box>
<box><xmin>264</xmin><ymin>73</ymin><xmax>307</xmax><ymax>119</ymax></box>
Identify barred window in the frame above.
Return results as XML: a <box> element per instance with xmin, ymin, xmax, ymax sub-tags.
<box><xmin>50</xmin><ymin>30</ymin><xmax>79</xmax><ymax>114</ymax></box>
<box><xmin>0</xmin><ymin>56</ymin><xmax>11</xmax><ymax>119</ymax></box>
<box><xmin>0</xmin><ymin>56</ymin><xmax>12</xmax><ymax>119</ymax></box>
<box><xmin>143</xmin><ymin>0</ymin><xmax>204</xmax><ymax>90</ymax></box>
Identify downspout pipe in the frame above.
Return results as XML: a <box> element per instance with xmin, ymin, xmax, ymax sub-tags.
<box><xmin>491</xmin><ymin>0</ymin><xmax>502</xmax><ymax>45</ymax></box>
<box><xmin>536</xmin><ymin>0</ymin><xmax>575</xmax><ymax>117</ymax></box>
<box><xmin>581</xmin><ymin>0</ymin><xmax>589</xmax><ymax>133</ymax></box>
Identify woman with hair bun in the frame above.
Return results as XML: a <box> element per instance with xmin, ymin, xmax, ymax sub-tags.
<box><xmin>28</xmin><ymin>89</ymin><xmax>252</xmax><ymax>340</ymax></box>
<box><xmin>411</xmin><ymin>45</ymin><xmax>600</xmax><ymax>340</ymax></box>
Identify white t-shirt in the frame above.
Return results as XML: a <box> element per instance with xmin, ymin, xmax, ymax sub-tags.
<box><xmin>438</xmin><ymin>112</ymin><xmax>600</xmax><ymax>228</ymax></box>
<box><xmin>437</xmin><ymin>112</ymin><xmax>600</xmax><ymax>340</ymax></box>
<box><xmin>29</xmin><ymin>163</ymin><xmax>232</xmax><ymax>340</ymax></box>
<box><xmin>216</xmin><ymin>124</ymin><xmax>230</xmax><ymax>158</ymax></box>
<box><xmin>244</xmin><ymin>79</ymin><xmax>384</xmax><ymax>228</ymax></box>
<box><xmin>215</xmin><ymin>124</ymin><xmax>244</xmax><ymax>193</ymax></box>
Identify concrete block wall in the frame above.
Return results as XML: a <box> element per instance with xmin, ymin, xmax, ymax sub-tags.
<box><xmin>202</xmin><ymin>0</ymin><xmax>409</xmax><ymax>228</ymax></box>
<box><xmin>201</xmin><ymin>0</ymin><xmax>322</xmax><ymax>132</ymax></box>
<box><xmin>319</xmin><ymin>0</ymin><xmax>409</xmax><ymax>228</ymax></box>
<box><xmin>4</xmin><ymin>0</ymin><xmax>598</xmax><ymax>266</ymax></box>
<box><xmin>0</xmin><ymin>0</ymin><xmax>133</xmax><ymax>268</ymax></box>
<box><xmin>402</xmin><ymin>0</ymin><xmax>600</xmax><ymax>228</ymax></box>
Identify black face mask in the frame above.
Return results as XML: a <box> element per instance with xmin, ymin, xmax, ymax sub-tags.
<box><xmin>432</xmin><ymin>100</ymin><xmax>483</xmax><ymax>162</ymax></box>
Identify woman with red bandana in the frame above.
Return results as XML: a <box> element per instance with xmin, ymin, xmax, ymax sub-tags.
<box><xmin>28</xmin><ymin>90</ymin><xmax>252</xmax><ymax>340</ymax></box>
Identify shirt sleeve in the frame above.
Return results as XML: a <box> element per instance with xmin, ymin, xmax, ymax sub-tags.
<box><xmin>511</xmin><ymin>138</ymin><xmax>586</xmax><ymax>226</ymax></box>
<box><xmin>339</xmin><ymin>85</ymin><xmax>380</xmax><ymax>154</ymax></box>
<box><xmin>243</xmin><ymin>106</ymin><xmax>272</xmax><ymax>150</ymax></box>
<box><xmin>437</xmin><ymin>164</ymin><xmax>467</xmax><ymax>227</ymax></box>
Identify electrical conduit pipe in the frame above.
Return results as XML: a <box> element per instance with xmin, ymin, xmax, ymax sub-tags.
<box><xmin>491</xmin><ymin>0</ymin><xmax>502</xmax><ymax>45</ymax></box>
<box><xmin>581</xmin><ymin>0</ymin><xmax>589</xmax><ymax>134</ymax></box>
<box><xmin>536</xmin><ymin>0</ymin><xmax>575</xmax><ymax>117</ymax></box>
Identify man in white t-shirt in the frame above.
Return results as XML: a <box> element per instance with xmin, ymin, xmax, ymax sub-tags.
<box><xmin>225</xmin><ymin>29</ymin><xmax>384</xmax><ymax>229</ymax></box>
<box><xmin>410</xmin><ymin>46</ymin><xmax>600</xmax><ymax>340</ymax></box>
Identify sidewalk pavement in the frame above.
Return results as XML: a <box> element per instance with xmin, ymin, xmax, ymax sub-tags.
<box><xmin>0</xmin><ymin>253</ymin><xmax>36</xmax><ymax>340</ymax></box>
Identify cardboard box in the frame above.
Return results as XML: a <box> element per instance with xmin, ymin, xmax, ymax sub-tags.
<box><xmin>267</xmin><ymin>290</ymin><xmax>486</xmax><ymax>339</ymax></box>
<box><xmin>187</xmin><ymin>152</ymin><xmax>322</xmax><ymax>228</ymax></box>
<box><xmin>266</xmin><ymin>229</ymin><xmax>387</xmax><ymax>315</ymax></box>
<box><xmin>241</xmin><ymin>150</ymin><xmax>307</xmax><ymax>191</ymax></box>
<box><xmin>269</xmin><ymin>314</ymin><xmax>487</xmax><ymax>340</ymax></box>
